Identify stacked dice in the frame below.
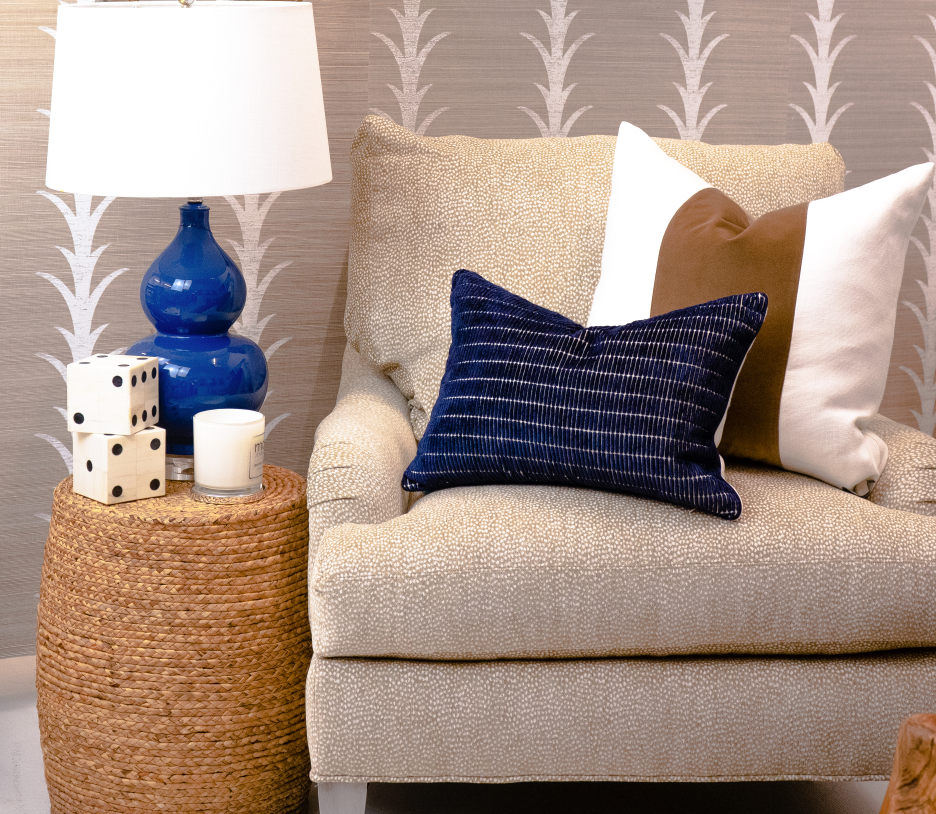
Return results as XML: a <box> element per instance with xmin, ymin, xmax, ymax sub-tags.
<box><xmin>67</xmin><ymin>354</ymin><xmax>166</xmax><ymax>505</ymax></box>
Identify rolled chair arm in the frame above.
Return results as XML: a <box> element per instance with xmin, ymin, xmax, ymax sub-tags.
<box><xmin>307</xmin><ymin>343</ymin><xmax>418</xmax><ymax>566</ymax></box>
<box><xmin>867</xmin><ymin>414</ymin><xmax>936</xmax><ymax>516</ymax></box>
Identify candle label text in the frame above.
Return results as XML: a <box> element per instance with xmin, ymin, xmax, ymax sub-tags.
<box><xmin>250</xmin><ymin>433</ymin><xmax>265</xmax><ymax>480</ymax></box>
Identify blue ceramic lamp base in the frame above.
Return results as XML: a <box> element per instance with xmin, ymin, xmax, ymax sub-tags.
<box><xmin>127</xmin><ymin>202</ymin><xmax>268</xmax><ymax>457</ymax></box>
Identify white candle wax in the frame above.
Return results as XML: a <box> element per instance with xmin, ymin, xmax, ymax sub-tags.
<box><xmin>193</xmin><ymin>409</ymin><xmax>265</xmax><ymax>495</ymax></box>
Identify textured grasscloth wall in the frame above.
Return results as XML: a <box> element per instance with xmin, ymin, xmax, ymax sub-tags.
<box><xmin>366</xmin><ymin>0</ymin><xmax>936</xmax><ymax>435</ymax></box>
<box><xmin>0</xmin><ymin>0</ymin><xmax>369</xmax><ymax>657</ymax></box>
<box><xmin>2</xmin><ymin>0</ymin><xmax>935</xmax><ymax>656</ymax></box>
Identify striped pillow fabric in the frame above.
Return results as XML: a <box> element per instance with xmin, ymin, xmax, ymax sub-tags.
<box><xmin>402</xmin><ymin>270</ymin><xmax>767</xmax><ymax>520</ymax></box>
<box><xmin>591</xmin><ymin>122</ymin><xmax>934</xmax><ymax>495</ymax></box>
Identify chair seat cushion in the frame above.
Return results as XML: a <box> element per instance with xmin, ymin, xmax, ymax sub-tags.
<box><xmin>310</xmin><ymin>462</ymin><xmax>936</xmax><ymax>659</ymax></box>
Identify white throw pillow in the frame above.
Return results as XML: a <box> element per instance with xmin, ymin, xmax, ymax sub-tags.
<box><xmin>591</xmin><ymin>122</ymin><xmax>933</xmax><ymax>494</ymax></box>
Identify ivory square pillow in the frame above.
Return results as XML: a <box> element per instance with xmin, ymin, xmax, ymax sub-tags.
<box><xmin>591</xmin><ymin>122</ymin><xmax>933</xmax><ymax>494</ymax></box>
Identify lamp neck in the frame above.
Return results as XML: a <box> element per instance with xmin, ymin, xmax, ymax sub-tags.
<box><xmin>179</xmin><ymin>201</ymin><xmax>210</xmax><ymax>230</ymax></box>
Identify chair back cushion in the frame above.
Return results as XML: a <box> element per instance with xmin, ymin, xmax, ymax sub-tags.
<box><xmin>345</xmin><ymin>115</ymin><xmax>845</xmax><ymax>438</ymax></box>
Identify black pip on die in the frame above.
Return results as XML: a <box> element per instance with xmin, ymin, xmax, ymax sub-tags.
<box><xmin>72</xmin><ymin>427</ymin><xmax>167</xmax><ymax>505</ymax></box>
<box><xmin>66</xmin><ymin>354</ymin><xmax>159</xmax><ymax>435</ymax></box>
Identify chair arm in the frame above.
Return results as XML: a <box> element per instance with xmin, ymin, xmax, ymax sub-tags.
<box><xmin>307</xmin><ymin>343</ymin><xmax>418</xmax><ymax>566</ymax></box>
<box><xmin>867</xmin><ymin>414</ymin><xmax>936</xmax><ymax>516</ymax></box>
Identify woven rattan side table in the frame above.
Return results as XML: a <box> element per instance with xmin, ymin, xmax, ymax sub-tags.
<box><xmin>36</xmin><ymin>464</ymin><xmax>311</xmax><ymax>814</ymax></box>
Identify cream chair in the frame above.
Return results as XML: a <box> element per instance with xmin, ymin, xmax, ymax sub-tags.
<box><xmin>306</xmin><ymin>117</ymin><xmax>936</xmax><ymax>813</ymax></box>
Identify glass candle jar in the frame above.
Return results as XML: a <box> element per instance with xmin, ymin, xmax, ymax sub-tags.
<box><xmin>193</xmin><ymin>409</ymin><xmax>265</xmax><ymax>497</ymax></box>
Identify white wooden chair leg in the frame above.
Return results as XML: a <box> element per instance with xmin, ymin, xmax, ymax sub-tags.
<box><xmin>317</xmin><ymin>782</ymin><xmax>367</xmax><ymax>814</ymax></box>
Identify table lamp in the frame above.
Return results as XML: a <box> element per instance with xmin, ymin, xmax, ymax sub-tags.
<box><xmin>44</xmin><ymin>0</ymin><xmax>331</xmax><ymax>466</ymax></box>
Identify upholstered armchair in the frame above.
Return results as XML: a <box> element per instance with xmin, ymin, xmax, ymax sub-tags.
<box><xmin>305</xmin><ymin>116</ymin><xmax>936</xmax><ymax>813</ymax></box>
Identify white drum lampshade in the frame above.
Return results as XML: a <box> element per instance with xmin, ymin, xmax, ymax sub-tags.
<box><xmin>45</xmin><ymin>0</ymin><xmax>331</xmax><ymax>197</ymax></box>
<box><xmin>43</xmin><ymin>0</ymin><xmax>332</xmax><ymax>467</ymax></box>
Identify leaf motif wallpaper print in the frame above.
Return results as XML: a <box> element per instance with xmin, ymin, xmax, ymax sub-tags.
<box><xmin>223</xmin><ymin>193</ymin><xmax>293</xmax><ymax>440</ymax></box>
<box><xmin>33</xmin><ymin>192</ymin><xmax>125</xmax><ymax>478</ymax></box>
<box><xmin>903</xmin><ymin>14</ymin><xmax>936</xmax><ymax>437</ymax></box>
<box><xmin>30</xmin><ymin>24</ymin><xmax>125</xmax><ymax>483</ymax></box>
<box><xmin>658</xmin><ymin>0</ymin><xmax>728</xmax><ymax>140</ymax></box>
<box><xmin>370</xmin><ymin>0</ymin><xmax>451</xmax><ymax>134</ymax></box>
<box><xmin>0</xmin><ymin>0</ymin><xmax>366</xmax><ymax>657</ymax></box>
<box><xmin>3</xmin><ymin>0</ymin><xmax>936</xmax><ymax>656</ymax></box>
<box><xmin>789</xmin><ymin>0</ymin><xmax>855</xmax><ymax>144</ymax></box>
<box><xmin>518</xmin><ymin>0</ymin><xmax>595</xmax><ymax>137</ymax></box>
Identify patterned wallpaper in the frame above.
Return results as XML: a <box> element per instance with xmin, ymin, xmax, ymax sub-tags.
<box><xmin>0</xmin><ymin>0</ymin><xmax>368</xmax><ymax>657</ymax></box>
<box><xmin>1</xmin><ymin>0</ymin><xmax>935</xmax><ymax>656</ymax></box>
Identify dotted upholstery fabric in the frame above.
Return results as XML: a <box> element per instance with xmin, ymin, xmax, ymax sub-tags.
<box><xmin>306</xmin><ymin>650</ymin><xmax>936</xmax><ymax>783</ymax></box>
<box><xmin>312</xmin><ymin>456</ymin><xmax>936</xmax><ymax>661</ymax></box>
<box><xmin>307</xmin><ymin>344</ymin><xmax>417</xmax><ymax>568</ymax></box>
<box><xmin>309</xmin><ymin>347</ymin><xmax>936</xmax><ymax>661</ymax></box>
<box><xmin>868</xmin><ymin>414</ymin><xmax>936</xmax><ymax>516</ymax></box>
<box><xmin>309</xmin><ymin>121</ymin><xmax>921</xmax><ymax>781</ymax></box>
<box><xmin>307</xmin><ymin>346</ymin><xmax>936</xmax><ymax>781</ymax></box>
<box><xmin>653</xmin><ymin>135</ymin><xmax>846</xmax><ymax>219</ymax></box>
<box><xmin>344</xmin><ymin>115</ymin><xmax>845</xmax><ymax>440</ymax></box>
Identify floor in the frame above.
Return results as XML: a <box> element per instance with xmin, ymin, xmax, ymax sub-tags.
<box><xmin>1</xmin><ymin>655</ymin><xmax>890</xmax><ymax>814</ymax></box>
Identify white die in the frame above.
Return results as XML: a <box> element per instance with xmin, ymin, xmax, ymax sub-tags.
<box><xmin>66</xmin><ymin>354</ymin><xmax>160</xmax><ymax>435</ymax></box>
<box><xmin>72</xmin><ymin>427</ymin><xmax>166</xmax><ymax>505</ymax></box>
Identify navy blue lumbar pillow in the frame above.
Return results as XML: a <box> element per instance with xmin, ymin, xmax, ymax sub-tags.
<box><xmin>402</xmin><ymin>270</ymin><xmax>767</xmax><ymax>520</ymax></box>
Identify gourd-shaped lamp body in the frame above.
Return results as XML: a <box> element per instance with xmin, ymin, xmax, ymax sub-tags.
<box><xmin>128</xmin><ymin>203</ymin><xmax>267</xmax><ymax>455</ymax></box>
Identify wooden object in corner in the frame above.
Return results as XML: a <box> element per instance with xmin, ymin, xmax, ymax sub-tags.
<box><xmin>880</xmin><ymin>714</ymin><xmax>936</xmax><ymax>814</ymax></box>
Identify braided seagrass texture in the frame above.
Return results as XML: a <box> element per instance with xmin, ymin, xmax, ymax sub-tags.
<box><xmin>36</xmin><ymin>465</ymin><xmax>311</xmax><ymax>814</ymax></box>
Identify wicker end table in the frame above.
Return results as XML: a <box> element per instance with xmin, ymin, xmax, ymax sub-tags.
<box><xmin>36</xmin><ymin>464</ymin><xmax>311</xmax><ymax>814</ymax></box>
